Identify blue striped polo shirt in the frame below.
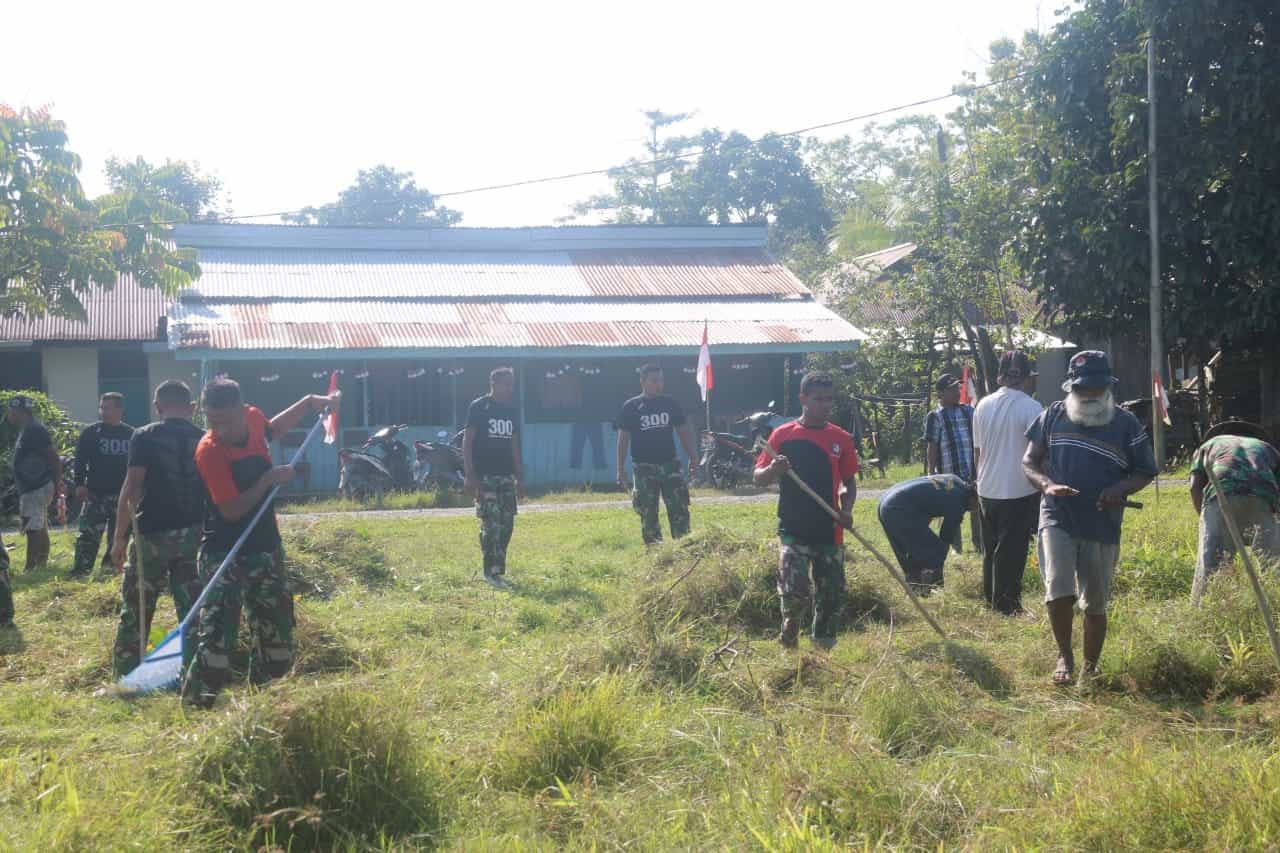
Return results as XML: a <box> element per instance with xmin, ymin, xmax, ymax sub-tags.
<box><xmin>1025</xmin><ymin>401</ymin><xmax>1157</xmax><ymax>544</ymax></box>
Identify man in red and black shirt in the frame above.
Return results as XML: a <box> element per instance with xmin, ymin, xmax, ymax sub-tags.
<box><xmin>181</xmin><ymin>378</ymin><xmax>338</xmax><ymax>707</ymax></box>
<box><xmin>754</xmin><ymin>372</ymin><xmax>859</xmax><ymax>649</ymax></box>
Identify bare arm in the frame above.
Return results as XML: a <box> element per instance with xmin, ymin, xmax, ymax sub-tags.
<box><xmin>47</xmin><ymin>446</ymin><xmax>64</xmax><ymax>495</ymax></box>
<box><xmin>616</xmin><ymin>429</ymin><xmax>631</xmax><ymax>486</ymax></box>
<box><xmin>1022</xmin><ymin>442</ymin><xmax>1078</xmax><ymax>497</ymax></box>
<box><xmin>214</xmin><ymin>466</ymin><xmax>293</xmax><ymax>523</ymax></box>
<box><xmin>463</xmin><ymin>427</ymin><xmax>477</xmax><ymax>491</ymax></box>
<box><xmin>111</xmin><ymin>466</ymin><xmax>146</xmax><ymax>570</ymax></box>
<box><xmin>1190</xmin><ymin>470</ymin><xmax>1207</xmax><ymax>515</ymax></box>
<box><xmin>754</xmin><ymin>455</ymin><xmax>790</xmax><ymax>488</ymax></box>
<box><xmin>926</xmin><ymin>441</ymin><xmax>941</xmax><ymax>476</ymax></box>
<box><xmin>512</xmin><ymin>430</ymin><xmax>525</xmax><ymax>494</ymax></box>
<box><xmin>840</xmin><ymin>476</ymin><xmax>857</xmax><ymax>522</ymax></box>
<box><xmin>676</xmin><ymin>423</ymin><xmax>699</xmax><ymax>473</ymax></box>
<box><xmin>270</xmin><ymin>394</ymin><xmax>330</xmax><ymax>437</ymax></box>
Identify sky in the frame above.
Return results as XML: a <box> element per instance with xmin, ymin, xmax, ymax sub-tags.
<box><xmin>7</xmin><ymin>0</ymin><xmax>1057</xmax><ymax>228</ymax></box>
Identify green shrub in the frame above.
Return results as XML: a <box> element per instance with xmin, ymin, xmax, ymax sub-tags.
<box><xmin>0</xmin><ymin>389</ymin><xmax>80</xmax><ymax>483</ymax></box>
<box><xmin>191</xmin><ymin>688</ymin><xmax>443</xmax><ymax>848</ymax></box>
<box><xmin>493</xmin><ymin>676</ymin><xmax>636</xmax><ymax>791</ymax></box>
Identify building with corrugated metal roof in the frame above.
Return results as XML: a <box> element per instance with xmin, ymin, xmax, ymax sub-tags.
<box><xmin>1</xmin><ymin>223</ymin><xmax>865</xmax><ymax>488</ymax></box>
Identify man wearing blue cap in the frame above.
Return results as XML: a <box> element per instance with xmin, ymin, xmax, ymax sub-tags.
<box><xmin>1023</xmin><ymin>351</ymin><xmax>1156</xmax><ymax>686</ymax></box>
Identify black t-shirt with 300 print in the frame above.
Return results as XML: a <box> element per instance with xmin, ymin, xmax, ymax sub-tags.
<box><xmin>129</xmin><ymin>417</ymin><xmax>207</xmax><ymax>535</ymax></box>
<box><xmin>467</xmin><ymin>395</ymin><xmax>520</xmax><ymax>477</ymax></box>
<box><xmin>617</xmin><ymin>394</ymin><xmax>687</xmax><ymax>464</ymax></box>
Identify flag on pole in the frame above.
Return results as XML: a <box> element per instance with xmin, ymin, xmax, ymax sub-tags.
<box><xmin>696</xmin><ymin>322</ymin><xmax>714</xmax><ymax>403</ymax></box>
<box><xmin>323</xmin><ymin>371</ymin><xmax>339</xmax><ymax>444</ymax></box>
<box><xmin>1153</xmin><ymin>371</ymin><xmax>1171</xmax><ymax>426</ymax></box>
<box><xmin>959</xmin><ymin>366</ymin><xmax>978</xmax><ymax>406</ymax></box>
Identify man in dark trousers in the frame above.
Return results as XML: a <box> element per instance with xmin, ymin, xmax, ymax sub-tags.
<box><xmin>181</xmin><ymin>379</ymin><xmax>338</xmax><ymax>707</ymax></box>
<box><xmin>464</xmin><ymin>367</ymin><xmax>524</xmax><ymax>586</ymax></box>
<box><xmin>924</xmin><ymin>372</ymin><xmax>979</xmax><ymax>552</ymax></box>
<box><xmin>616</xmin><ymin>364</ymin><xmax>699</xmax><ymax>546</ymax></box>
<box><xmin>109</xmin><ymin>381</ymin><xmax>207</xmax><ymax>678</ymax></box>
<box><xmin>7</xmin><ymin>396</ymin><xmax>63</xmax><ymax>574</ymax></box>
<box><xmin>0</xmin><ymin>530</ymin><xmax>12</xmax><ymax>629</ymax></box>
<box><xmin>754</xmin><ymin>372</ymin><xmax>859</xmax><ymax>649</ymax></box>
<box><xmin>973</xmin><ymin>351</ymin><xmax>1044</xmax><ymax>614</ymax></box>
<box><xmin>71</xmin><ymin>392</ymin><xmax>134</xmax><ymax>578</ymax></box>
<box><xmin>877</xmin><ymin>474</ymin><xmax>977</xmax><ymax>592</ymax></box>
<box><xmin>1023</xmin><ymin>351</ymin><xmax>1156</xmax><ymax>686</ymax></box>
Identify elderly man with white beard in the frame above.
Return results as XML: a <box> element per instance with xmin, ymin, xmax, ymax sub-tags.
<box><xmin>1022</xmin><ymin>351</ymin><xmax>1157</xmax><ymax>687</ymax></box>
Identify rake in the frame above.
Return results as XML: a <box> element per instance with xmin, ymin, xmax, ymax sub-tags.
<box><xmin>116</xmin><ymin>411</ymin><xmax>329</xmax><ymax>695</ymax></box>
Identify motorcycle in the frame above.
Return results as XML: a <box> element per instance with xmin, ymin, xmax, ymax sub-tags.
<box><xmin>700</xmin><ymin>404</ymin><xmax>784</xmax><ymax>490</ymax></box>
<box><xmin>414</xmin><ymin>429</ymin><xmax>465</xmax><ymax>493</ymax></box>
<box><xmin>338</xmin><ymin>424</ymin><xmax>416</xmax><ymax>504</ymax></box>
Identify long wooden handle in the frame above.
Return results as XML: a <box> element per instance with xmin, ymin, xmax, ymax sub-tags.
<box><xmin>128</xmin><ymin>501</ymin><xmax>145</xmax><ymax>664</ymax></box>
<box><xmin>1205</xmin><ymin>466</ymin><xmax>1280</xmax><ymax>669</ymax></box>
<box><xmin>757</xmin><ymin>441</ymin><xmax>946</xmax><ymax>638</ymax></box>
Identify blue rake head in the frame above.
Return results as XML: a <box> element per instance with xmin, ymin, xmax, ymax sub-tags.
<box><xmin>117</xmin><ymin>627</ymin><xmax>185</xmax><ymax>694</ymax></box>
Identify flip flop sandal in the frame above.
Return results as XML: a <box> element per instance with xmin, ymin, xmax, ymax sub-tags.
<box><xmin>1052</xmin><ymin>660</ymin><xmax>1075</xmax><ymax>687</ymax></box>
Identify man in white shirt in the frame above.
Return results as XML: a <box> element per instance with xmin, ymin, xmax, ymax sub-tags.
<box><xmin>973</xmin><ymin>351</ymin><xmax>1044</xmax><ymax>614</ymax></box>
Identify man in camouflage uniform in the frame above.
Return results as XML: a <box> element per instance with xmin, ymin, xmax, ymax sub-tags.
<box><xmin>71</xmin><ymin>392</ymin><xmax>134</xmax><ymax>577</ymax></box>
<box><xmin>109</xmin><ymin>381</ymin><xmax>207</xmax><ymax>677</ymax></box>
<box><xmin>615</xmin><ymin>364</ymin><xmax>699</xmax><ymax>545</ymax></box>
<box><xmin>754</xmin><ymin>372</ymin><xmax>859</xmax><ymax>649</ymax></box>
<box><xmin>465</xmin><ymin>367</ymin><xmax>524</xmax><ymax>585</ymax></box>
<box><xmin>181</xmin><ymin>379</ymin><xmax>338</xmax><ymax>707</ymax></box>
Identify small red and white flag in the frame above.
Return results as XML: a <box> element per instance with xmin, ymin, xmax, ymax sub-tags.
<box><xmin>1153</xmin><ymin>371</ymin><xmax>1171</xmax><ymax>426</ymax></box>
<box><xmin>323</xmin><ymin>370</ymin><xmax>339</xmax><ymax>444</ymax></box>
<box><xmin>696</xmin><ymin>321</ymin><xmax>714</xmax><ymax>403</ymax></box>
<box><xmin>960</xmin><ymin>366</ymin><xmax>978</xmax><ymax>405</ymax></box>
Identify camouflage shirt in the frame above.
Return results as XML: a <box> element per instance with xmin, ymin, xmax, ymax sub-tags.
<box><xmin>1191</xmin><ymin>436</ymin><xmax>1280</xmax><ymax>511</ymax></box>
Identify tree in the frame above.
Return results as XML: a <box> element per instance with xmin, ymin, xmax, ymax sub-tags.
<box><xmin>0</xmin><ymin>105</ymin><xmax>200</xmax><ymax>319</ymax></box>
<box><xmin>105</xmin><ymin>155</ymin><xmax>226</xmax><ymax>221</ymax></box>
<box><xmin>1014</xmin><ymin>0</ymin><xmax>1280</xmax><ymax>349</ymax></box>
<box><xmin>571</xmin><ymin>109</ymin><xmax>697</xmax><ymax>224</ymax></box>
<box><xmin>283</xmin><ymin>165</ymin><xmax>461</xmax><ymax>227</ymax></box>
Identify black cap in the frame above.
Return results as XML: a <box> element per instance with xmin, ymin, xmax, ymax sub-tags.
<box><xmin>999</xmin><ymin>350</ymin><xmax>1035</xmax><ymax>381</ymax></box>
<box><xmin>1062</xmin><ymin>350</ymin><xmax>1118</xmax><ymax>392</ymax></box>
<box><xmin>935</xmin><ymin>373</ymin><xmax>961</xmax><ymax>393</ymax></box>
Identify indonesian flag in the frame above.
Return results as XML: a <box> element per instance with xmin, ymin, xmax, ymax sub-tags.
<box><xmin>323</xmin><ymin>370</ymin><xmax>339</xmax><ymax>444</ymax></box>
<box><xmin>696</xmin><ymin>321</ymin><xmax>714</xmax><ymax>403</ymax></box>
<box><xmin>960</xmin><ymin>366</ymin><xmax>978</xmax><ymax>405</ymax></box>
<box><xmin>1153</xmin><ymin>371</ymin><xmax>1172</xmax><ymax>426</ymax></box>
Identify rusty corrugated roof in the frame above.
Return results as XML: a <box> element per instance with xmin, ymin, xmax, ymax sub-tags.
<box><xmin>0</xmin><ymin>274</ymin><xmax>170</xmax><ymax>342</ymax></box>
<box><xmin>168</xmin><ymin>299</ymin><xmax>865</xmax><ymax>352</ymax></box>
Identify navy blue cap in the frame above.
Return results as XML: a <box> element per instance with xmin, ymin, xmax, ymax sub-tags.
<box><xmin>1062</xmin><ymin>350</ymin><xmax>1118</xmax><ymax>392</ymax></box>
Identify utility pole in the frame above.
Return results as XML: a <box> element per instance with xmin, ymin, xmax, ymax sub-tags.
<box><xmin>1148</xmin><ymin>29</ymin><xmax>1165</xmax><ymax>469</ymax></box>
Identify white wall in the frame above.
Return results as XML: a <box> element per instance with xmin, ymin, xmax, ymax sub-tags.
<box><xmin>147</xmin><ymin>350</ymin><xmax>201</xmax><ymax>396</ymax></box>
<box><xmin>42</xmin><ymin>346</ymin><xmax>99</xmax><ymax>424</ymax></box>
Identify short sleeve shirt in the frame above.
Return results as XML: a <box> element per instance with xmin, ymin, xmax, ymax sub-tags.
<box><xmin>923</xmin><ymin>404</ymin><xmax>975</xmax><ymax>481</ymax></box>
<box><xmin>129</xmin><ymin>417</ymin><xmax>207</xmax><ymax>535</ymax></box>
<box><xmin>467</xmin><ymin>395</ymin><xmax>520</xmax><ymax>477</ymax></box>
<box><xmin>972</xmin><ymin>387</ymin><xmax>1043</xmax><ymax>499</ymax></box>
<box><xmin>756</xmin><ymin>420</ymin><xmax>859</xmax><ymax>546</ymax></box>
<box><xmin>1025</xmin><ymin>402</ymin><xmax>1158</xmax><ymax>544</ymax></box>
<box><xmin>13</xmin><ymin>420</ymin><xmax>53</xmax><ymax>493</ymax></box>
<box><xmin>1190</xmin><ymin>436</ymin><xmax>1280</xmax><ymax>511</ymax></box>
<box><xmin>195</xmin><ymin>406</ymin><xmax>279</xmax><ymax>554</ymax></box>
<box><xmin>617</xmin><ymin>394</ymin><xmax>687</xmax><ymax>464</ymax></box>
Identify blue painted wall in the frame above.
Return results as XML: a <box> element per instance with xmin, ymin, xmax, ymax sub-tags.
<box><xmin>270</xmin><ymin>420</ymin><xmax>694</xmax><ymax>495</ymax></box>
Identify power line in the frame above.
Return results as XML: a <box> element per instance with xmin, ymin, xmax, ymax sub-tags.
<box><xmin>106</xmin><ymin>71</ymin><xmax>1032</xmax><ymax>228</ymax></box>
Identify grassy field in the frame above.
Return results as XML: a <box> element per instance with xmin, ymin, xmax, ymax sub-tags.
<box><xmin>4</xmin><ymin>482</ymin><xmax>1280</xmax><ymax>850</ymax></box>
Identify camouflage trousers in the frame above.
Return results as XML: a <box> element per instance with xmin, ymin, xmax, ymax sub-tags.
<box><xmin>476</xmin><ymin>475</ymin><xmax>518</xmax><ymax>575</ymax></box>
<box><xmin>0</xmin><ymin>530</ymin><xmax>12</xmax><ymax>624</ymax></box>
<box><xmin>778</xmin><ymin>537</ymin><xmax>847</xmax><ymax>642</ymax></box>
<box><xmin>632</xmin><ymin>461</ymin><xmax>691</xmax><ymax>545</ymax></box>
<box><xmin>111</xmin><ymin>525</ymin><xmax>203</xmax><ymax>678</ymax></box>
<box><xmin>181</xmin><ymin>547</ymin><xmax>294</xmax><ymax>707</ymax></box>
<box><xmin>73</xmin><ymin>494</ymin><xmax>123</xmax><ymax>575</ymax></box>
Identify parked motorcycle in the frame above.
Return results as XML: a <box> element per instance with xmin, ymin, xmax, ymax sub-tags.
<box><xmin>414</xmin><ymin>429</ymin><xmax>465</xmax><ymax>492</ymax></box>
<box><xmin>338</xmin><ymin>425</ymin><xmax>415</xmax><ymax>504</ymax></box>
<box><xmin>700</xmin><ymin>404</ymin><xmax>785</xmax><ymax>490</ymax></box>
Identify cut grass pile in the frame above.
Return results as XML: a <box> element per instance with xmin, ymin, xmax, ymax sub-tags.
<box><xmin>6</xmin><ymin>483</ymin><xmax>1280</xmax><ymax>849</ymax></box>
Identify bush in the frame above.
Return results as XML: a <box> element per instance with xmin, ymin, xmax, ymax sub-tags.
<box><xmin>492</xmin><ymin>676</ymin><xmax>636</xmax><ymax>791</ymax></box>
<box><xmin>191</xmin><ymin>688</ymin><xmax>443</xmax><ymax>849</ymax></box>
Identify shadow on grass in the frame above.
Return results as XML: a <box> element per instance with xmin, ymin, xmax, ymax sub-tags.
<box><xmin>513</xmin><ymin>582</ymin><xmax>604</xmax><ymax>610</ymax></box>
<box><xmin>907</xmin><ymin>641</ymin><xmax>1013</xmax><ymax>698</ymax></box>
<box><xmin>0</xmin><ymin>624</ymin><xmax>26</xmax><ymax>654</ymax></box>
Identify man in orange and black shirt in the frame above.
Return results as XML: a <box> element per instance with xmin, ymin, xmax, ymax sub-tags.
<box><xmin>754</xmin><ymin>372</ymin><xmax>859</xmax><ymax>649</ymax></box>
<box><xmin>181</xmin><ymin>378</ymin><xmax>338</xmax><ymax>707</ymax></box>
